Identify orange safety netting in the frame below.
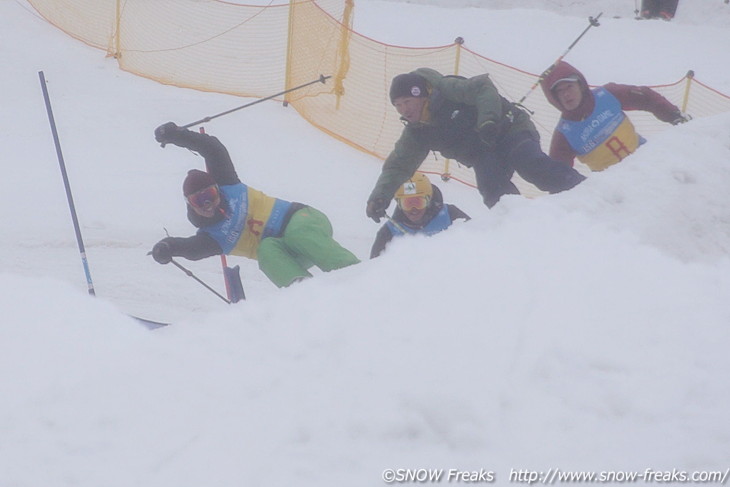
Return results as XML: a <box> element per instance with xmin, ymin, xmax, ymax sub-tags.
<box><xmin>28</xmin><ymin>0</ymin><xmax>730</xmax><ymax>194</ymax></box>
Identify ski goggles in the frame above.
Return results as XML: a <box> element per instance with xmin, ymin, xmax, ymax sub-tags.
<box><xmin>186</xmin><ymin>184</ymin><xmax>220</xmax><ymax>210</ymax></box>
<box><xmin>550</xmin><ymin>75</ymin><xmax>580</xmax><ymax>91</ymax></box>
<box><xmin>398</xmin><ymin>195</ymin><xmax>430</xmax><ymax>211</ymax></box>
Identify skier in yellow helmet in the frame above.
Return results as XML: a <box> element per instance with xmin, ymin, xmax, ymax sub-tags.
<box><xmin>370</xmin><ymin>173</ymin><xmax>470</xmax><ymax>258</ymax></box>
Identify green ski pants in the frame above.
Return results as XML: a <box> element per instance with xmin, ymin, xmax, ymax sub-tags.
<box><xmin>257</xmin><ymin>207</ymin><xmax>360</xmax><ymax>287</ymax></box>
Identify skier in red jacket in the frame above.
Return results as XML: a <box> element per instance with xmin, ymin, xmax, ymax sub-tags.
<box><xmin>540</xmin><ymin>61</ymin><xmax>689</xmax><ymax>171</ymax></box>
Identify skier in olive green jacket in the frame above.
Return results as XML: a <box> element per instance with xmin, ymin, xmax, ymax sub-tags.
<box><xmin>366</xmin><ymin>68</ymin><xmax>586</xmax><ymax>222</ymax></box>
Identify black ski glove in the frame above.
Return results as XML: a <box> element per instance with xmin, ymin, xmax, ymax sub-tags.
<box><xmin>670</xmin><ymin>111</ymin><xmax>691</xmax><ymax>125</ymax></box>
<box><xmin>366</xmin><ymin>198</ymin><xmax>388</xmax><ymax>223</ymax></box>
<box><xmin>151</xmin><ymin>240</ymin><xmax>173</xmax><ymax>264</ymax></box>
<box><xmin>154</xmin><ymin>121</ymin><xmax>185</xmax><ymax>147</ymax></box>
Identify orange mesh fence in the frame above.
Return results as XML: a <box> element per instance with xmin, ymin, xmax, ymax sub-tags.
<box><xmin>113</xmin><ymin>1</ymin><xmax>292</xmax><ymax>96</ymax></box>
<box><xmin>26</xmin><ymin>0</ymin><xmax>118</xmax><ymax>51</ymax></box>
<box><xmin>28</xmin><ymin>0</ymin><xmax>730</xmax><ymax>194</ymax></box>
<box><xmin>28</xmin><ymin>0</ymin><xmax>346</xmax><ymax>98</ymax></box>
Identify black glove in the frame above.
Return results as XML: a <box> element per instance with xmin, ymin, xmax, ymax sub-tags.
<box><xmin>366</xmin><ymin>198</ymin><xmax>388</xmax><ymax>223</ymax></box>
<box><xmin>477</xmin><ymin>120</ymin><xmax>499</xmax><ymax>151</ymax></box>
<box><xmin>150</xmin><ymin>240</ymin><xmax>173</xmax><ymax>264</ymax></box>
<box><xmin>670</xmin><ymin>111</ymin><xmax>691</xmax><ymax>125</ymax></box>
<box><xmin>154</xmin><ymin>121</ymin><xmax>184</xmax><ymax>147</ymax></box>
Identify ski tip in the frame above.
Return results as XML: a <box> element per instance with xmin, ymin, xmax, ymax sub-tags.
<box><xmin>130</xmin><ymin>315</ymin><xmax>170</xmax><ymax>330</ymax></box>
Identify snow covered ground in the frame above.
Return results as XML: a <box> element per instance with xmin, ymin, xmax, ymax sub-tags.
<box><xmin>2</xmin><ymin>0</ymin><xmax>730</xmax><ymax>485</ymax></box>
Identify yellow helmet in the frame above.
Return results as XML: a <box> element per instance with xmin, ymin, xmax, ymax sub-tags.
<box><xmin>394</xmin><ymin>173</ymin><xmax>433</xmax><ymax>200</ymax></box>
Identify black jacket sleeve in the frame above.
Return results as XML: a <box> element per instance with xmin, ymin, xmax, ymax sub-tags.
<box><xmin>160</xmin><ymin>234</ymin><xmax>223</xmax><ymax>261</ymax></box>
<box><xmin>166</xmin><ymin>129</ymin><xmax>241</xmax><ymax>186</ymax></box>
<box><xmin>370</xmin><ymin>225</ymin><xmax>394</xmax><ymax>259</ymax></box>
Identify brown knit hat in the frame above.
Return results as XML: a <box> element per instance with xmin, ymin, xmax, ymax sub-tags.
<box><xmin>182</xmin><ymin>169</ymin><xmax>216</xmax><ymax>197</ymax></box>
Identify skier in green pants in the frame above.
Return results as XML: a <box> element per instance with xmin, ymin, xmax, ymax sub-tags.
<box><xmin>150</xmin><ymin>122</ymin><xmax>360</xmax><ymax>288</ymax></box>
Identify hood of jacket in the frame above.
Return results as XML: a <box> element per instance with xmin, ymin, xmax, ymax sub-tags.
<box><xmin>540</xmin><ymin>61</ymin><xmax>594</xmax><ymax>120</ymax></box>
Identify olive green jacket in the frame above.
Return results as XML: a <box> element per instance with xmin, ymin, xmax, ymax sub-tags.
<box><xmin>368</xmin><ymin>67</ymin><xmax>537</xmax><ymax>203</ymax></box>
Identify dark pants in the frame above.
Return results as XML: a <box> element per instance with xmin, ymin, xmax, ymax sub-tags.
<box><xmin>641</xmin><ymin>0</ymin><xmax>679</xmax><ymax>18</ymax></box>
<box><xmin>472</xmin><ymin>131</ymin><xmax>585</xmax><ymax>208</ymax></box>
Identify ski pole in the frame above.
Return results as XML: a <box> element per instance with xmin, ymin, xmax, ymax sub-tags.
<box><xmin>181</xmin><ymin>74</ymin><xmax>331</xmax><ymax>129</ymax></box>
<box><xmin>516</xmin><ymin>12</ymin><xmax>602</xmax><ymax>106</ymax></box>
<box><xmin>170</xmin><ymin>258</ymin><xmax>232</xmax><ymax>304</ymax></box>
<box><xmin>384</xmin><ymin>212</ymin><xmax>409</xmax><ymax>234</ymax></box>
<box><xmin>38</xmin><ymin>70</ymin><xmax>96</xmax><ymax>296</ymax></box>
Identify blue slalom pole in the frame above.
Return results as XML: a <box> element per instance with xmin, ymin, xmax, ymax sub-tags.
<box><xmin>38</xmin><ymin>71</ymin><xmax>95</xmax><ymax>296</ymax></box>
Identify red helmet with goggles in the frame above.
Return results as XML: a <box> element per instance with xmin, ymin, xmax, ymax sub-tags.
<box><xmin>183</xmin><ymin>169</ymin><xmax>220</xmax><ymax>211</ymax></box>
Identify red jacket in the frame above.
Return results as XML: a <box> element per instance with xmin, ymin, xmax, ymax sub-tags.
<box><xmin>540</xmin><ymin>61</ymin><xmax>681</xmax><ymax>166</ymax></box>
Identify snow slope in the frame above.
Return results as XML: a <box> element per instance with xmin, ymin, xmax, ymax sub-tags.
<box><xmin>2</xmin><ymin>0</ymin><xmax>730</xmax><ymax>485</ymax></box>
